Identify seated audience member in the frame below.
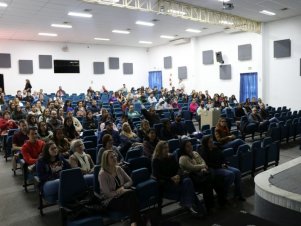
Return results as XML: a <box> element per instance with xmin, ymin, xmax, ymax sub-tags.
<box><xmin>21</xmin><ymin>126</ymin><xmax>45</xmax><ymax>169</ymax></box>
<box><xmin>37</xmin><ymin>121</ymin><xmax>53</xmax><ymax>142</ymax></box>
<box><xmin>74</xmin><ymin>101</ymin><xmax>86</xmax><ymax>117</ymax></box>
<box><xmin>63</xmin><ymin>116</ymin><xmax>80</xmax><ymax>141</ymax></box>
<box><xmin>66</xmin><ymin>110</ymin><xmax>83</xmax><ymax>132</ymax></box>
<box><xmin>244</xmin><ymin>98</ymin><xmax>252</xmax><ymax>113</ymax></box>
<box><xmin>143</xmin><ymin>128</ymin><xmax>159</xmax><ymax>159</ymax></box>
<box><xmin>69</xmin><ymin>139</ymin><xmax>94</xmax><ymax>174</ymax></box>
<box><xmin>83</xmin><ymin>110</ymin><xmax>98</xmax><ymax>130</ymax></box>
<box><xmin>16</xmin><ymin>90</ymin><xmax>23</xmax><ymax>101</ymax></box>
<box><xmin>99</xmin><ymin>150</ymin><xmax>143</xmax><ymax>226</ymax></box>
<box><xmin>147</xmin><ymin>93</ymin><xmax>157</xmax><ymax>105</ymax></box>
<box><xmin>179</xmin><ymin>139</ymin><xmax>224</xmax><ymax>210</ymax></box>
<box><xmin>155</xmin><ymin>100</ymin><xmax>164</xmax><ymax>111</ymax></box>
<box><xmin>205</xmin><ymin>100</ymin><xmax>214</xmax><ymax>109</ymax></box>
<box><xmin>127</xmin><ymin>104</ymin><xmax>140</xmax><ymax>120</ymax></box>
<box><xmin>248</xmin><ymin>107</ymin><xmax>270</xmax><ymax>130</ymax></box>
<box><xmin>99</xmin><ymin>114</ymin><xmax>118</xmax><ymax>132</ymax></box>
<box><xmin>56</xmin><ymin>86</ymin><xmax>66</xmax><ymax>97</ymax></box>
<box><xmin>35</xmin><ymin>101</ymin><xmax>45</xmax><ymax>114</ymax></box>
<box><xmin>96</xmin><ymin>134</ymin><xmax>124</xmax><ymax>165</ymax></box>
<box><xmin>171</xmin><ymin>113</ymin><xmax>187</xmax><ymax>136</ymax></box>
<box><xmin>251</xmin><ymin>97</ymin><xmax>257</xmax><ymax>106</ymax></box>
<box><xmin>152</xmin><ymin>141</ymin><xmax>204</xmax><ymax>215</ymax></box>
<box><xmin>52</xmin><ymin>127</ymin><xmax>70</xmax><ymax>158</ymax></box>
<box><xmin>229</xmin><ymin>95</ymin><xmax>238</xmax><ymax>104</ymax></box>
<box><xmin>28</xmin><ymin>104</ymin><xmax>39</xmax><ymax>116</ymax></box>
<box><xmin>88</xmin><ymin>100</ymin><xmax>100</xmax><ymax>115</ymax></box>
<box><xmin>109</xmin><ymin>93</ymin><xmax>117</xmax><ymax>103</ymax></box>
<box><xmin>12</xmin><ymin>105</ymin><xmax>26</xmax><ymax>121</ymax></box>
<box><xmin>201</xmin><ymin>135</ymin><xmax>245</xmax><ymax>201</ymax></box>
<box><xmin>26</xmin><ymin>114</ymin><xmax>38</xmax><ymax>128</ymax></box>
<box><xmin>12</xmin><ymin>120</ymin><xmax>29</xmax><ymax>171</ymax></box>
<box><xmin>99</xmin><ymin>121</ymin><xmax>121</xmax><ymax>147</ymax></box>
<box><xmin>23</xmin><ymin>91</ymin><xmax>34</xmax><ymax>103</ymax></box>
<box><xmin>47</xmin><ymin>110</ymin><xmax>63</xmax><ymax>131</ymax></box>
<box><xmin>63</xmin><ymin>100</ymin><xmax>72</xmax><ymax>112</ymax></box>
<box><xmin>235</xmin><ymin>104</ymin><xmax>246</xmax><ymax>120</ymax></box>
<box><xmin>213</xmin><ymin>95</ymin><xmax>221</xmax><ymax>108</ymax></box>
<box><xmin>215</xmin><ymin>118</ymin><xmax>244</xmax><ymax>151</ymax></box>
<box><xmin>120</xmin><ymin>122</ymin><xmax>142</xmax><ymax>147</ymax></box>
<box><xmin>257</xmin><ymin>98</ymin><xmax>265</xmax><ymax>109</ymax></box>
<box><xmin>57</xmin><ymin>107</ymin><xmax>64</xmax><ymax>122</ymax></box>
<box><xmin>141</xmin><ymin>106</ymin><xmax>161</xmax><ymax>127</ymax></box>
<box><xmin>171</xmin><ymin>97</ymin><xmax>181</xmax><ymax>110</ymax></box>
<box><xmin>116</xmin><ymin>114</ymin><xmax>134</xmax><ymax>132</ymax></box>
<box><xmin>36</xmin><ymin>141</ymin><xmax>70</xmax><ymax>203</ymax></box>
<box><xmin>0</xmin><ymin>110</ymin><xmax>17</xmax><ymax>136</ymax></box>
<box><xmin>39</xmin><ymin>108</ymin><xmax>51</xmax><ymax>123</ymax></box>
<box><xmin>24</xmin><ymin>101</ymin><xmax>32</xmax><ymax>114</ymax></box>
<box><xmin>160</xmin><ymin>119</ymin><xmax>177</xmax><ymax>141</ymax></box>
<box><xmin>137</xmin><ymin>119</ymin><xmax>150</xmax><ymax>141</ymax></box>
<box><xmin>8</xmin><ymin>101</ymin><xmax>16</xmax><ymax>113</ymax></box>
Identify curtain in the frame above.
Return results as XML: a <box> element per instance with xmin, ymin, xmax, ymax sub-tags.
<box><xmin>148</xmin><ymin>71</ymin><xmax>162</xmax><ymax>90</ymax></box>
<box><xmin>240</xmin><ymin>72</ymin><xmax>258</xmax><ymax>103</ymax></box>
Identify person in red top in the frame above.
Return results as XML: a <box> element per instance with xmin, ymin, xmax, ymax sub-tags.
<box><xmin>0</xmin><ymin>110</ymin><xmax>17</xmax><ymax>136</ymax></box>
<box><xmin>21</xmin><ymin>126</ymin><xmax>45</xmax><ymax>166</ymax></box>
<box><xmin>189</xmin><ymin>98</ymin><xmax>199</xmax><ymax>114</ymax></box>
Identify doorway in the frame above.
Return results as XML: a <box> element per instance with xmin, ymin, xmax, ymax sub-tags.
<box><xmin>148</xmin><ymin>71</ymin><xmax>162</xmax><ymax>90</ymax></box>
<box><xmin>240</xmin><ymin>72</ymin><xmax>258</xmax><ymax>103</ymax></box>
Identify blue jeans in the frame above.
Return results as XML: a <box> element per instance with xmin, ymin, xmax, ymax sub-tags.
<box><xmin>222</xmin><ymin>139</ymin><xmax>245</xmax><ymax>151</ymax></box>
<box><xmin>43</xmin><ymin>179</ymin><xmax>59</xmax><ymax>203</ymax></box>
<box><xmin>212</xmin><ymin>166</ymin><xmax>242</xmax><ymax>197</ymax></box>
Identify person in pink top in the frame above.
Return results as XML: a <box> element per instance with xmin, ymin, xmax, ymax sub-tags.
<box><xmin>189</xmin><ymin>98</ymin><xmax>199</xmax><ymax>114</ymax></box>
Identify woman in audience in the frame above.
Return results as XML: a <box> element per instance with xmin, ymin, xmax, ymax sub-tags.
<box><xmin>189</xmin><ymin>98</ymin><xmax>198</xmax><ymax>115</ymax></box>
<box><xmin>57</xmin><ymin>107</ymin><xmax>64</xmax><ymax>123</ymax></box>
<box><xmin>160</xmin><ymin>119</ymin><xmax>177</xmax><ymax>141</ymax></box>
<box><xmin>137</xmin><ymin>119</ymin><xmax>150</xmax><ymax>141</ymax></box>
<box><xmin>213</xmin><ymin>95</ymin><xmax>221</xmax><ymax>108</ymax></box>
<box><xmin>100</xmin><ymin>113</ymin><xmax>118</xmax><ymax>132</ymax></box>
<box><xmin>120</xmin><ymin>122</ymin><xmax>142</xmax><ymax>147</ymax></box>
<box><xmin>201</xmin><ymin>135</ymin><xmax>245</xmax><ymax>201</ymax></box>
<box><xmin>96</xmin><ymin>134</ymin><xmax>124</xmax><ymax>165</ymax></box>
<box><xmin>37</xmin><ymin>121</ymin><xmax>53</xmax><ymax>142</ymax></box>
<box><xmin>244</xmin><ymin>98</ymin><xmax>252</xmax><ymax>113</ymax></box>
<box><xmin>63</xmin><ymin>100</ymin><xmax>72</xmax><ymax>112</ymax></box>
<box><xmin>74</xmin><ymin>101</ymin><xmax>86</xmax><ymax>117</ymax></box>
<box><xmin>36</xmin><ymin>101</ymin><xmax>45</xmax><ymax>115</ymax></box>
<box><xmin>26</xmin><ymin>114</ymin><xmax>38</xmax><ymax>128</ymax></box>
<box><xmin>69</xmin><ymin>139</ymin><xmax>94</xmax><ymax>174</ymax></box>
<box><xmin>229</xmin><ymin>95</ymin><xmax>238</xmax><ymax>105</ymax></box>
<box><xmin>0</xmin><ymin>110</ymin><xmax>17</xmax><ymax>136</ymax></box>
<box><xmin>99</xmin><ymin>150</ymin><xmax>143</xmax><ymax>226</ymax></box>
<box><xmin>39</xmin><ymin>108</ymin><xmax>51</xmax><ymax>123</ymax></box>
<box><xmin>63</xmin><ymin>116</ymin><xmax>79</xmax><ymax>141</ymax></box>
<box><xmin>215</xmin><ymin>118</ymin><xmax>245</xmax><ymax>151</ymax></box>
<box><xmin>83</xmin><ymin>110</ymin><xmax>98</xmax><ymax>130</ymax></box>
<box><xmin>24</xmin><ymin>79</ymin><xmax>32</xmax><ymax>92</ymax></box>
<box><xmin>152</xmin><ymin>141</ymin><xmax>204</xmax><ymax>215</ymax></box>
<box><xmin>143</xmin><ymin>128</ymin><xmax>159</xmax><ymax>159</ymax></box>
<box><xmin>179</xmin><ymin>139</ymin><xmax>226</xmax><ymax>210</ymax></box>
<box><xmin>12</xmin><ymin>105</ymin><xmax>26</xmax><ymax>121</ymax></box>
<box><xmin>36</xmin><ymin>141</ymin><xmax>70</xmax><ymax>203</ymax></box>
<box><xmin>52</xmin><ymin>127</ymin><xmax>70</xmax><ymax>158</ymax></box>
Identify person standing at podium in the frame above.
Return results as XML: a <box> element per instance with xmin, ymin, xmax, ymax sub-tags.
<box><xmin>215</xmin><ymin>118</ymin><xmax>245</xmax><ymax>151</ymax></box>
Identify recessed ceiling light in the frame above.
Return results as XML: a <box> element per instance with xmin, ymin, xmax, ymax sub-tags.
<box><xmin>0</xmin><ymin>2</ymin><xmax>8</xmax><ymax>7</ymax></box>
<box><xmin>218</xmin><ymin>0</ymin><xmax>231</xmax><ymax>2</ymax></box>
<box><xmin>186</xmin><ymin>28</ymin><xmax>201</xmax><ymax>33</ymax></box>
<box><xmin>167</xmin><ymin>9</ymin><xmax>186</xmax><ymax>16</ymax></box>
<box><xmin>51</xmin><ymin>24</ymin><xmax>72</xmax><ymax>28</ymax></box>
<box><xmin>160</xmin><ymin>35</ymin><xmax>175</xmax><ymax>39</ymax></box>
<box><xmin>139</xmin><ymin>41</ymin><xmax>152</xmax><ymax>44</ymax></box>
<box><xmin>136</xmin><ymin>21</ymin><xmax>155</xmax><ymax>27</ymax></box>
<box><xmin>112</xmin><ymin>30</ymin><xmax>130</xmax><ymax>34</ymax></box>
<box><xmin>94</xmin><ymin>37</ymin><xmax>110</xmax><ymax>41</ymax></box>
<box><xmin>220</xmin><ymin>20</ymin><xmax>234</xmax><ymax>25</ymax></box>
<box><xmin>38</xmin><ymin>33</ymin><xmax>57</xmax><ymax>37</ymax></box>
<box><xmin>102</xmin><ymin>0</ymin><xmax>120</xmax><ymax>3</ymax></box>
<box><xmin>260</xmin><ymin>10</ymin><xmax>276</xmax><ymax>16</ymax></box>
<box><xmin>68</xmin><ymin>11</ymin><xmax>93</xmax><ymax>18</ymax></box>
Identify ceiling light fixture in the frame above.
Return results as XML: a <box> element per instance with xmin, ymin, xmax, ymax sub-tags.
<box><xmin>186</xmin><ymin>28</ymin><xmax>201</xmax><ymax>33</ymax></box>
<box><xmin>139</xmin><ymin>41</ymin><xmax>152</xmax><ymax>44</ymax></box>
<box><xmin>51</xmin><ymin>24</ymin><xmax>72</xmax><ymax>28</ymax></box>
<box><xmin>167</xmin><ymin>9</ymin><xmax>187</xmax><ymax>16</ymax></box>
<box><xmin>68</xmin><ymin>12</ymin><xmax>93</xmax><ymax>18</ymax></box>
<box><xmin>0</xmin><ymin>2</ymin><xmax>8</xmax><ymax>7</ymax></box>
<box><xmin>160</xmin><ymin>35</ymin><xmax>175</xmax><ymax>39</ymax></box>
<box><xmin>136</xmin><ymin>21</ymin><xmax>154</xmax><ymax>27</ymax></box>
<box><xmin>94</xmin><ymin>37</ymin><xmax>110</xmax><ymax>41</ymax></box>
<box><xmin>218</xmin><ymin>0</ymin><xmax>231</xmax><ymax>2</ymax></box>
<box><xmin>112</xmin><ymin>30</ymin><xmax>130</xmax><ymax>34</ymax></box>
<box><xmin>220</xmin><ymin>20</ymin><xmax>234</xmax><ymax>25</ymax></box>
<box><xmin>38</xmin><ymin>33</ymin><xmax>57</xmax><ymax>37</ymax></box>
<box><xmin>260</xmin><ymin>10</ymin><xmax>276</xmax><ymax>16</ymax></box>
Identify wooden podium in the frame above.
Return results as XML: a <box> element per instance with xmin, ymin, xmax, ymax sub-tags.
<box><xmin>200</xmin><ymin>109</ymin><xmax>221</xmax><ymax>128</ymax></box>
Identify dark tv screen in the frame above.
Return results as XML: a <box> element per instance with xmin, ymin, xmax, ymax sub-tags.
<box><xmin>54</xmin><ymin>60</ymin><xmax>80</xmax><ymax>73</ymax></box>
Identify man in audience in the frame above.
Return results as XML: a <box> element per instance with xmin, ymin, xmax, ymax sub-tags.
<box><xmin>171</xmin><ymin>113</ymin><xmax>187</xmax><ymax>136</ymax></box>
<box><xmin>47</xmin><ymin>110</ymin><xmax>63</xmax><ymax>131</ymax></box>
<box><xmin>248</xmin><ymin>107</ymin><xmax>269</xmax><ymax>131</ymax></box>
<box><xmin>147</xmin><ymin>93</ymin><xmax>157</xmax><ymax>105</ymax></box>
<box><xmin>12</xmin><ymin>119</ymin><xmax>29</xmax><ymax>171</ymax></box>
<box><xmin>99</xmin><ymin>121</ymin><xmax>121</xmax><ymax>147</ymax></box>
<box><xmin>141</xmin><ymin>106</ymin><xmax>161</xmax><ymax>127</ymax></box>
<box><xmin>21</xmin><ymin>126</ymin><xmax>45</xmax><ymax>170</ymax></box>
<box><xmin>56</xmin><ymin>86</ymin><xmax>66</xmax><ymax>97</ymax></box>
<box><xmin>127</xmin><ymin>104</ymin><xmax>140</xmax><ymax>120</ymax></box>
<box><xmin>88</xmin><ymin>99</ymin><xmax>100</xmax><ymax>115</ymax></box>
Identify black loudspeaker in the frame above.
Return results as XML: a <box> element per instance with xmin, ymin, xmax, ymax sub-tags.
<box><xmin>216</xmin><ymin>51</ymin><xmax>224</xmax><ymax>64</ymax></box>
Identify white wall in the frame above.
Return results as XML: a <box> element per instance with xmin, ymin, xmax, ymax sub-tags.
<box><xmin>0</xmin><ymin>40</ymin><xmax>149</xmax><ymax>95</ymax></box>
<box><xmin>263</xmin><ymin>15</ymin><xmax>301</xmax><ymax>111</ymax></box>
<box><xmin>148</xmin><ymin>32</ymin><xmax>263</xmax><ymax>100</ymax></box>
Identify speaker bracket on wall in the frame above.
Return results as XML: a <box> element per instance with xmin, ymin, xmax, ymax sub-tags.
<box><xmin>216</xmin><ymin>51</ymin><xmax>224</xmax><ymax>64</ymax></box>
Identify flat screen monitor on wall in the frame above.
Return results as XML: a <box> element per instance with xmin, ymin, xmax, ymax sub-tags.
<box><xmin>54</xmin><ymin>60</ymin><xmax>80</xmax><ymax>73</ymax></box>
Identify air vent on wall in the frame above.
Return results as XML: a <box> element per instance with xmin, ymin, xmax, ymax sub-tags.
<box><xmin>169</xmin><ymin>38</ymin><xmax>191</xmax><ymax>46</ymax></box>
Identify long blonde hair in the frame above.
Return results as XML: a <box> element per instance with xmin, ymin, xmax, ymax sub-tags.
<box><xmin>152</xmin><ymin>141</ymin><xmax>169</xmax><ymax>160</ymax></box>
<box><xmin>101</xmin><ymin>150</ymin><xmax>115</xmax><ymax>172</ymax></box>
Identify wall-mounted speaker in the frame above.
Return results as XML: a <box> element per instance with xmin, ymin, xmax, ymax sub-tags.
<box><xmin>216</xmin><ymin>51</ymin><xmax>224</xmax><ymax>64</ymax></box>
